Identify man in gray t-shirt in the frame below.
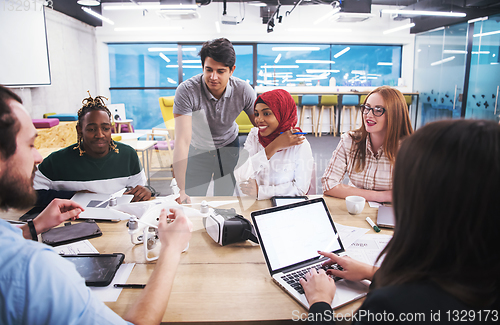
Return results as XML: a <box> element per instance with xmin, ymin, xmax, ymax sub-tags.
<box><xmin>173</xmin><ymin>38</ymin><xmax>256</xmax><ymax>203</ymax></box>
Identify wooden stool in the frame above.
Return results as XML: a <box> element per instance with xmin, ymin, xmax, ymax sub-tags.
<box><xmin>317</xmin><ymin>95</ymin><xmax>338</xmax><ymax>137</ymax></box>
<box><xmin>114</xmin><ymin>120</ymin><xmax>134</xmax><ymax>133</ymax></box>
<box><xmin>298</xmin><ymin>95</ymin><xmax>319</xmax><ymax>136</ymax></box>
<box><xmin>340</xmin><ymin>94</ymin><xmax>360</xmax><ymax>132</ymax></box>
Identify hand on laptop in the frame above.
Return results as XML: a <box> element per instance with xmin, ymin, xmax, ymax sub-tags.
<box><xmin>319</xmin><ymin>251</ymin><xmax>377</xmax><ymax>282</ymax></box>
<box><xmin>299</xmin><ymin>268</ymin><xmax>336</xmax><ymax>306</ymax></box>
<box><xmin>125</xmin><ymin>185</ymin><xmax>152</xmax><ymax>202</ymax></box>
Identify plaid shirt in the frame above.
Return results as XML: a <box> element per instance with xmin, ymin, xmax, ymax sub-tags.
<box><xmin>321</xmin><ymin>133</ymin><xmax>393</xmax><ymax>192</ymax></box>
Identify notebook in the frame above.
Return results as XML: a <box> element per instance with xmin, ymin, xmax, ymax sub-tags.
<box><xmin>251</xmin><ymin>198</ymin><xmax>369</xmax><ymax>309</ymax></box>
<box><xmin>377</xmin><ymin>206</ymin><xmax>395</xmax><ymax>229</ymax></box>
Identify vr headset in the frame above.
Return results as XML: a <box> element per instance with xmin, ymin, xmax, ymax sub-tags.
<box><xmin>204</xmin><ymin>208</ymin><xmax>258</xmax><ymax>246</ymax></box>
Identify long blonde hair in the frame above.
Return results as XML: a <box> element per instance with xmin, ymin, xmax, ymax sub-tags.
<box><xmin>351</xmin><ymin>86</ymin><xmax>413</xmax><ymax>172</ymax></box>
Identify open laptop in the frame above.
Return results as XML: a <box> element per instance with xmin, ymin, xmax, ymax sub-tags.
<box><xmin>377</xmin><ymin>206</ymin><xmax>395</xmax><ymax>229</ymax></box>
<box><xmin>251</xmin><ymin>197</ymin><xmax>369</xmax><ymax>309</ymax></box>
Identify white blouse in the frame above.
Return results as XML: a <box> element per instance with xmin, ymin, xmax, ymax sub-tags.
<box><xmin>234</xmin><ymin>127</ymin><xmax>314</xmax><ymax>200</ymax></box>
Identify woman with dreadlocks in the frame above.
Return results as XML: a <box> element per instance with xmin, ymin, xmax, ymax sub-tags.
<box><xmin>34</xmin><ymin>92</ymin><xmax>151</xmax><ymax>205</ymax></box>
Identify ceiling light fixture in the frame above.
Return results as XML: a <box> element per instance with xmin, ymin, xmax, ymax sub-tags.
<box><xmin>81</xmin><ymin>7</ymin><xmax>114</xmax><ymax>25</ymax></box>
<box><xmin>431</xmin><ymin>56</ymin><xmax>455</xmax><ymax>66</ymax></box>
<box><xmin>333</xmin><ymin>47</ymin><xmax>350</xmax><ymax>58</ymax></box>
<box><xmin>114</xmin><ymin>26</ymin><xmax>182</xmax><ymax>32</ymax></box>
<box><xmin>77</xmin><ymin>0</ymin><xmax>100</xmax><ymax>6</ymax></box>
<box><xmin>248</xmin><ymin>1</ymin><xmax>267</xmax><ymax>7</ymax></box>
<box><xmin>377</xmin><ymin>62</ymin><xmax>393</xmax><ymax>66</ymax></box>
<box><xmin>381</xmin><ymin>9</ymin><xmax>466</xmax><ymax>17</ymax></box>
<box><xmin>383</xmin><ymin>23</ymin><xmax>415</xmax><ymax>35</ymax></box>
<box><xmin>286</xmin><ymin>27</ymin><xmax>352</xmax><ymax>33</ymax></box>
<box><xmin>104</xmin><ymin>4</ymin><xmax>198</xmax><ymax>11</ymax></box>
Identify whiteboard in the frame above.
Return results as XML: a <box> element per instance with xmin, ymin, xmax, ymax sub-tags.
<box><xmin>0</xmin><ymin>3</ymin><xmax>51</xmax><ymax>87</ymax></box>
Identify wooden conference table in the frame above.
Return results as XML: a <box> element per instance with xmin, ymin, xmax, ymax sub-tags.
<box><xmin>87</xmin><ymin>195</ymin><xmax>392</xmax><ymax>324</ymax></box>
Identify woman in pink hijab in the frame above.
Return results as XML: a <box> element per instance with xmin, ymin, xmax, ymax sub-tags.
<box><xmin>234</xmin><ymin>89</ymin><xmax>314</xmax><ymax>199</ymax></box>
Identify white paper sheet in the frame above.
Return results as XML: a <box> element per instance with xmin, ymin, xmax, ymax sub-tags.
<box><xmin>335</xmin><ymin>223</ymin><xmax>370</xmax><ymax>249</ymax></box>
<box><xmin>368</xmin><ymin>201</ymin><xmax>382</xmax><ymax>208</ymax></box>
<box><xmin>345</xmin><ymin>234</ymin><xmax>392</xmax><ymax>267</ymax></box>
<box><xmin>52</xmin><ymin>240</ymin><xmax>99</xmax><ymax>255</ymax></box>
<box><xmin>90</xmin><ymin>263</ymin><xmax>135</xmax><ymax>302</ymax></box>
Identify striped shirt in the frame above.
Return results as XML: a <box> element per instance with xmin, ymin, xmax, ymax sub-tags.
<box><xmin>321</xmin><ymin>133</ymin><xmax>393</xmax><ymax>192</ymax></box>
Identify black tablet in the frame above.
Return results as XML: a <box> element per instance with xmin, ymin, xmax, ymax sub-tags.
<box><xmin>62</xmin><ymin>253</ymin><xmax>125</xmax><ymax>287</ymax></box>
<box><xmin>270</xmin><ymin>196</ymin><xmax>308</xmax><ymax>207</ymax></box>
<box><xmin>41</xmin><ymin>221</ymin><xmax>102</xmax><ymax>246</ymax></box>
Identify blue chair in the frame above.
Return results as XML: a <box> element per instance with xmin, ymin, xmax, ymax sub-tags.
<box><xmin>340</xmin><ymin>95</ymin><xmax>360</xmax><ymax>132</ymax></box>
<box><xmin>298</xmin><ymin>95</ymin><xmax>319</xmax><ymax>136</ymax></box>
<box><xmin>51</xmin><ymin>113</ymin><xmax>78</xmax><ymax>122</ymax></box>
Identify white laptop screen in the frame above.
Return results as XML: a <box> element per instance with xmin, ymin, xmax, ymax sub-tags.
<box><xmin>253</xmin><ymin>200</ymin><xmax>343</xmax><ymax>272</ymax></box>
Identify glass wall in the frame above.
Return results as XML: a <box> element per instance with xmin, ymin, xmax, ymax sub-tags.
<box><xmin>257</xmin><ymin>44</ymin><xmax>401</xmax><ymax>87</ymax></box>
<box><xmin>413</xmin><ymin>24</ymin><xmax>468</xmax><ymax>127</ymax></box>
<box><xmin>109</xmin><ymin>43</ymin><xmax>254</xmax><ymax>129</ymax></box>
<box><xmin>465</xmin><ymin>15</ymin><xmax>500</xmax><ymax>122</ymax></box>
<box><xmin>109</xmin><ymin>42</ymin><xmax>401</xmax><ymax>129</ymax></box>
<box><xmin>414</xmin><ymin>14</ymin><xmax>500</xmax><ymax>126</ymax></box>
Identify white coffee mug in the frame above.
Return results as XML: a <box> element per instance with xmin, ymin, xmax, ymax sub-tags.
<box><xmin>345</xmin><ymin>196</ymin><xmax>366</xmax><ymax>215</ymax></box>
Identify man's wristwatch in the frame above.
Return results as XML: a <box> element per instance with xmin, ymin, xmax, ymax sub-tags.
<box><xmin>26</xmin><ymin>219</ymin><xmax>38</xmax><ymax>241</ymax></box>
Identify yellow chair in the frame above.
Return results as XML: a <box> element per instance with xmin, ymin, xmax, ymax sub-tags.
<box><xmin>404</xmin><ymin>95</ymin><xmax>412</xmax><ymax>114</ymax></box>
<box><xmin>317</xmin><ymin>95</ymin><xmax>338</xmax><ymax>137</ymax></box>
<box><xmin>158</xmin><ymin>96</ymin><xmax>176</xmax><ymax>139</ymax></box>
<box><xmin>236</xmin><ymin>111</ymin><xmax>253</xmax><ymax>133</ymax></box>
<box><xmin>360</xmin><ymin>95</ymin><xmax>368</xmax><ymax>105</ymax></box>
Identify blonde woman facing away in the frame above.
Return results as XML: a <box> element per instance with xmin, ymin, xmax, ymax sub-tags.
<box><xmin>321</xmin><ymin>86</ymin><xmax>413</xmax><ymax>203</ymax></box>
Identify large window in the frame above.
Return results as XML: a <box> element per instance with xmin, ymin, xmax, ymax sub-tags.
<box><xmin>109</xmin><ymin>42</ymin><xmax>401</xmax><ymax>129</ymax></box>
<box><xmin>257</xmin><ymin>44</ymin><xmax>402</xmax><ymax>87</ymax></box>
<box><xmin>109</xmin><ymin>43</ymin><xmax>254</xmax><ymax>129</ymax></box>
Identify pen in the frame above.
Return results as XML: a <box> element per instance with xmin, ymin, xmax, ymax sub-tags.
<box><xmin>365</xmin><ymin>217</ymin><xmax>381</xmax><ymax>233</ymax></box>
<box><xmin>114</xmin><ymin>284</ymin><xmax>146</xmax><ymax>289</ymax></box>
<box><xmin>280</xmin><ymin>132</ymin><xmax>307</xmax><ymax>135</ymax></box>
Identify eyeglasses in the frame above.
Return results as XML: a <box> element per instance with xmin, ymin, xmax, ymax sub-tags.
<box><xmin>361</xmin><ymin>105</ymin><xmax>386</xmax><ymax>117</ymax></box>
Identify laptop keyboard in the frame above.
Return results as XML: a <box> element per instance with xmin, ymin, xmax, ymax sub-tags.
<box><xmin>281</xmin><ymin>263</ymin><xmax>343</xmax><ymax>294</ymax></box>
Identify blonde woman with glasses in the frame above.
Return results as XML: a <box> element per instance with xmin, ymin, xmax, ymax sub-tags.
<box><xmin>322</xmin><ymin>86</ymin><xmax>413</xmax><ymax>203</ymax></box>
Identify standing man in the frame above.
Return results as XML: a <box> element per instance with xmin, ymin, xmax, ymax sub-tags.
<box><xmin>173</xmin><ymin>38</ymin><xmax>256</xmax><ymax>204</ymax></box>
<box><xmin>0</xmin><ymin>85</ymin><xmax>192</xmax><ymax>325</ymax></box>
